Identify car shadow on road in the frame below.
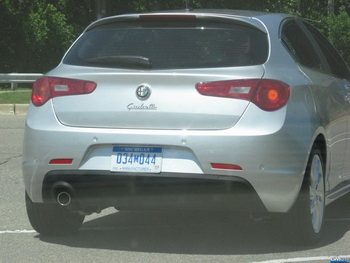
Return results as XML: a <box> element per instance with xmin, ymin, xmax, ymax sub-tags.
<box><xmin>37</xmin><ymin>195</ymin><xmax>350</xmax><ymax>255</ymax></box>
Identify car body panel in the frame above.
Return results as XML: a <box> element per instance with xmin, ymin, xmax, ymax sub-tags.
<box><xmin>50</xmin><ymin>66</ymin><xmax>265</xmax><ymax>130</ymax></box>
<box><xmin>23</xmin><ymin>97</ymin><xmax>306</xmax><ymax>212</ymax></box>
<box><xmin>22</xmin><ymin>10</ymin><xmax>350</xmax><ymax>215</ymax></box>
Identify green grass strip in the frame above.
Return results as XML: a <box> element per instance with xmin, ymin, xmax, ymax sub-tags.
<box><xmin>0</xmin><ymin>91</ymin><xmax>31</xmax><ymax>104</ymax></box>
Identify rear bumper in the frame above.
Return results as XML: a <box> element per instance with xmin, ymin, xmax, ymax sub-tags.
<box><xmin>22</xmin><ymin>102</ymin><xmax>312</xmax><ymax>213</ymax></box>
<box><xmin>42</xmin><ymin>170</ymin><xmax>266</xmax><ymax>212</ymax></box>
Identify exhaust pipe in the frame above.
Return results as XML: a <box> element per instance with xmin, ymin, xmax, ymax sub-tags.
<box><xmin>51</xmin><ymin>181</ymin><xmax>102</xmax><ymax>215</ymax></box>
<box><xmin>56</xmin><ymin>191</ymin><xmax>72</xmax><ymax>206</ymax></box>
<box><xmin>52</xmin><ymin>181</ymin><xmax>75</xmax><ymax>207</ymax></box>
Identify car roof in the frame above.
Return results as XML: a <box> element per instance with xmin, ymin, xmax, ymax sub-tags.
<box><xmin>85</xmin><ymin>9</ymin><xmax>295</xmax><ymax>33</ymax></box>
<box><xmin>167</xmin><ymin>9</ymin><xmax>284</xmax><ymax>18</ymax></box>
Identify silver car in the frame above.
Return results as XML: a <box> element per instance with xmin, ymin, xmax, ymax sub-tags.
<box><xmin>23</xmin><ymin>10</ymin><xmax>350</xmax><ymax>242</ymax></box>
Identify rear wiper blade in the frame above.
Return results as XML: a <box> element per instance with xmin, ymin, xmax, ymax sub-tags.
<box><xmin>86</xmin><ymin>56</ymin><xmax>152</xmax><ymax>69</ymax></box>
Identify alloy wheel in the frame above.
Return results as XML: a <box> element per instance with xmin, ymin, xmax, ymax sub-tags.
<box><xmin>309</xmin><ymin>154</ymin><xmax>325</xmax><ymax>234</ymax></box>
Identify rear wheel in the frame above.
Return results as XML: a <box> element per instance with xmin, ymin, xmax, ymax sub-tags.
<box><xmin>287</xmin><ymin>147</ymin><xmax>325</xmax><ymax>243</ymax></box>
<box><xmin>25</xmin><ymin>192</ymin><xmax>85</xmax><ymax>236</ymax></box>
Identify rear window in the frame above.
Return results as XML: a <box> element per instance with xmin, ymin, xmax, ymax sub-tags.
<box><xmin>63</xmin><ymin>20</ymin><xmax>268</xmax><ymax>70</ymax></box>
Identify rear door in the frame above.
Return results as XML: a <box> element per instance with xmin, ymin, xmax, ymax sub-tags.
<box><xmin>281</xmin><ymin>19</ymin><xmax>349</xmax><ymax>190</ymax></box>
<box><xmin>301</xmin><ymin>21</ymin><xmax>350</xmax><ymax>191</ymax></box>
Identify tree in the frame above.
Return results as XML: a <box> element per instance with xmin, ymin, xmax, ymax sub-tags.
<box><xmin>0</xmin><ymin>0</ymin><xmax>92</xmax><ymax>73</ymax></box>
<box><xmin>318</xmin><ymin>11</ymin><xmax>350</xmax><ymax>64</ymax></box>
<box><xmin>1</xmin><ymin>0</ymin><xmax>349</xmax><ymax>72</ymax></box>
<box><xmin>0</xmin><ymin>0</ymin><xmax>25</xmax><ymax>72</ymax></box>
<box><xmin>23</xmin><ymin>1</ymin><xmax>76</xmax><ymax>72</ymax></box>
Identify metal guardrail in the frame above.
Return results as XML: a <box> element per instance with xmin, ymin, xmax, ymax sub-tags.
<box><xmin>0</xmin><ymin>73</ymin><xmax>43</xmax><ymax>90</ymax></box>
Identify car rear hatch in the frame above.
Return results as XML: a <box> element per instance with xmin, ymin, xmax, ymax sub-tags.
<box><xmin>52</xmin><ymin>13</ymin><xmax>268</xmax><ymax>130</ymax></box>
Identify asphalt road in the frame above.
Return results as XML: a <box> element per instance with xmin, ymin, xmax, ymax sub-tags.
<box><xmin>1</xmin><ymin>115</ymin><xmax>350</xmax><ymax>263</ymax></box>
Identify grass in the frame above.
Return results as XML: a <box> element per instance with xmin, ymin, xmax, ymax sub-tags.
<box><xmin>0</xmin><ymin>90</ymin><xmax>31</xmax><ymax>104</ymax></box>
<box><xmin>0</xmin><ymin>87</ymin><xmax>31</xmax><ymax>91</ymax></box>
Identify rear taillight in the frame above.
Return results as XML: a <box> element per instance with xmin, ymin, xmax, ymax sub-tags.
<box><xmin>196</xmin><ymin>79</ymin><xmax>290</xmax><ymax>111</ymax></box>
<box><xmin>32</xmin><ymin>77</ymin><xmax>97</xmax><ymax>107</ymax></box>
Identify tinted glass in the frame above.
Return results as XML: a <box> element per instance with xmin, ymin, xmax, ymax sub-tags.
<box><xmin>63</xmin><ymin>22</ymin><xmax>268</xmax><ymax>69</ymax></box>
<box><xmin>281</xmin><ymin>21</ymin><xmax>323</xmax><ymax>70</ymax></box>
<box><xmin>303</xmin><ymin>22</ymin><xmax>350</xmax><ymax>80</ymax></box>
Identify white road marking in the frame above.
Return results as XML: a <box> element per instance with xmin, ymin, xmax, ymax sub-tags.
<box><xmin>0</xmin><ymin>218</ymin><xmax>350</xmax><ymax>235</ymax></box>
<box><xmin>0</xmin><ymin>225</ymin><xmax>181</xmax><ymax>234</ymax></box>
<box><xmin>0</xmin><ymin>230</ymin><xmax>36</xmax><ymax>234</ymax></box>
<box><xmin>252</xmin><ymin>255</ymin><xmax>350</xmax><ymax>263</ymax></box>
<box><xmin>1</xmin><ymin>217</ymin><xmax>350</xmax><ymax>235</ymax></box>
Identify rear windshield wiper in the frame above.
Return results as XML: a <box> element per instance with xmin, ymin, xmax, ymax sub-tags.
<box><xmin>86</xmin><ymin>56</ymin><xmax>152</xmax><ymax>69</ymax></box>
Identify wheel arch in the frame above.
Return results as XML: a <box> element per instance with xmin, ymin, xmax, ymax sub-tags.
<box><xmin>298</xmin><ymin>131</ymin><xmax>327</xmax><ymax>197</ymax></box>
<box><xmin>306</xmin><ymin>132</ymin><xmax>328</xmax><ymax>194</ymax></box>
<box><xmin>285</xmin><ymin>134</ymin><xmax>327</xmax><ymax>243</ymax></box>
<box><xmin>313</xmin><ymin>134</ymin><xmax>327</xmax><ymax>172</ymax></box>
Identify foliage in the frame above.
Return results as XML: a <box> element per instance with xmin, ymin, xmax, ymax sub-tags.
<box><xmin>23</xmin><ymin>1</ymin><xmax>76</xmax><ymax>72</ymax></box>
<box><xmin>318</xmin><ymin>11</ymin><xmax>350</xmax><ymax>64</ymax></box>
<box><xmin>1</xmin><ymin>0</ymin><xmax>350</xmax><ymax>72</ymax></box>
<box><xmin>0</xmin><ymin>1</ymin><xmax>22</xmax><ymax>72</ymax></box>
<box><xmin>0</xmin><ymin>0</ymin><xmax>93</xmax><ymax>73</ymax></box>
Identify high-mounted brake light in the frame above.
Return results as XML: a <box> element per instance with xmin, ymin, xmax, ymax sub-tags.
<box><xmin>139</xmin><ymin>14</ymin><xmax>197</xmax><ymax>22</ymax></box>
<box><xmin>32</xmin><ymin>77</ymin><xmax>97</xmax><ymax>107</ymax></box>
<box><xmin>196</xmin><ymin>79</ymin><xmax>290</xmax><ymax>111</ymax></box>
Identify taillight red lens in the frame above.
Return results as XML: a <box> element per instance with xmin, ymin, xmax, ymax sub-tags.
<box><xmin>32</xmin><ymin>77</ymin><xmax>97</xmax><ymax>107</ymax></box>
<box><xmin>253</xmin><ymin>80</ymin><xmax>290</xmax><ymax>111</ymax></box>
<box><xmin>196</xmin><ymin>79</ymin><xmax>290</xmax><ymax>111</ymax></box>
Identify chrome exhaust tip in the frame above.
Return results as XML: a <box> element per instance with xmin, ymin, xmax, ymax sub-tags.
<box><xmin>56</xmin><ymin>191</ymin><xmax>72</xmax><ymax>206</ymax></box>
<box><xmin>52</xmin><ymin>181</ymin><xmax>75</xmax><ymax>207</ymax></box>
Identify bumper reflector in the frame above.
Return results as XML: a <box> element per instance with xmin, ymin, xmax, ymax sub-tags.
<box><xmin>211</xmin><ymin>163</ymin><xmax>243</xmax><ymax>170</ymax></box>
<box><xmin>49</xmin><ymin>159</ymin><xmax>73</xmax><ymax>165</ymax></box>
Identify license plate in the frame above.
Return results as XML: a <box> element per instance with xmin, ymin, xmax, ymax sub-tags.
<box><xmin>111</xmin><ymin>147</ymin><xmax>162</xmax><ymax>173</ymax></box>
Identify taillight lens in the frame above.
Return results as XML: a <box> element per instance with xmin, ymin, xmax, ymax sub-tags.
<box><xmin>196</xmin><ymin>79</ymin><xmax>290</xmax><ymax>111</ymax></box>
<box><xmin>32</xmin><ymin>77</ymin><xmax>97</xmax><ymax>107</ymax></box>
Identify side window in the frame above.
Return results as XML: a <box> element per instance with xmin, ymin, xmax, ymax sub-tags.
<box><xmin>281</xmin><ymin>21</ymin><xmax>323</xmax><ymax>70</ymax></box>
<box><xmin>303</xmin><ymin>22</ymin><xmax>350</xmax><ymax>80</ymax></box>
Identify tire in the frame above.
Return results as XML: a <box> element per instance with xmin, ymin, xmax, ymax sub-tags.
<box><xmin>25</xmin><ymin>192</ymin><xmax>85</xmax><ymax>236</ymax></box>
<box><xmin>286</xmin><ymin>147</ymin><xmax>325</xmax><ymax>244</ymax></box>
